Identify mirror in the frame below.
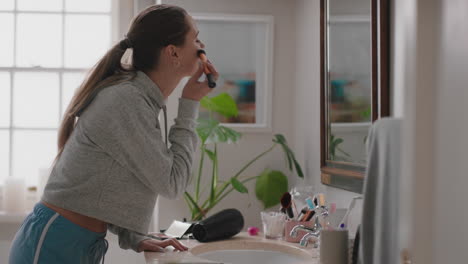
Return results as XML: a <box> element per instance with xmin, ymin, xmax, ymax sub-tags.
<box><xmin>320</xmin><ymin>0</ymin><xmax>390</xmax><ymax>193</ymax></box>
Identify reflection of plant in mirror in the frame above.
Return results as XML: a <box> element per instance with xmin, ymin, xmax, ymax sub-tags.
<box><xmin>350</xmin><ymin>98</ymin><xmax>371</xmax><ymax>122</ymax></box>
<box><xmin>360</xmin><ymin>105</ymin><xmax>371</xmax><ymax>120</ymax></box>
<box><xmin>183</xmin><ymin>93</ymin><xmax>304</xmax><ymax>221</ymax></box>
<box><xmin>329</xmin><ymin>134</ymin><xmax>351</xmax><ymax>161</ymax></box>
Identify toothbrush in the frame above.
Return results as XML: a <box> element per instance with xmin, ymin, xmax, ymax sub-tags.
<box><xmin>305</xmin><ymin>196</ymin><xmax>315</xmax><ymax>210</ymax></box>
<box><xmin>338</xmin><ymin>196</ymin><xmax>362</xmax><ymax>229</ymax></box>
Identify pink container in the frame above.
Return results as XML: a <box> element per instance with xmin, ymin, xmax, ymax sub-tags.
<box><xmin>284</xmin><ymin>220</ymin><xmax>316</xmax><ymax>243</ymax></box>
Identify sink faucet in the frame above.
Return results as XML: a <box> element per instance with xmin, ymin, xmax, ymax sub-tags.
<box><xmin>299</xmin><ymin>230</ymin><xmax>320</xmax><ymax>247</ymax></box>
<box><xmin>290</xmin><ymin>224</ymin><xmax>321</xmax><ymax>247</ymax></box>
<box><xmin>290</xmin><ymin>206</ymin><xmax>330</xmax><ymax>247</ymax></box>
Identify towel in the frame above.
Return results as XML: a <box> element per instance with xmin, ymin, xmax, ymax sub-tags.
<box><xmin>359</xmin><ymin>118</ymin><xmax>402</xmax><ymax>264</ymax></box>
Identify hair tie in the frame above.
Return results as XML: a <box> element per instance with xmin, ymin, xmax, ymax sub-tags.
<box><xmin>119</xmin><ymin>36</ymin><xmax>133</xmax><ymax>70</ymax></box>
<box><xmin>119</xmin><ymin>37</ymin><xmax>133</xmax><ymax>50</ymax></box>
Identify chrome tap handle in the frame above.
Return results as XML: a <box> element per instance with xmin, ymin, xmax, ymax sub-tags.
<box><xmin>290</xmin><ymin>224</ymin><xmax>315</xmax><ymax>238</ymax></box>
<box><xmin>299</xmin><ymin>230</ymin><xmax>320</xmax><ymax>247</ymax></box>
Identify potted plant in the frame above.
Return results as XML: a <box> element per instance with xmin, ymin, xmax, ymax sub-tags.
<box><xmin>183</xmin><ymin>93</ymin><xmax>304</xmax><ymax>221</ymax></box>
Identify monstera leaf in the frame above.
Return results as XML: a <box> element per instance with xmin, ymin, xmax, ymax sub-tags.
<box><xmin>196</xmin><ymin>119</ymin><xmax>241</xmax><ymax>145</ymax></box>
<box><xmin>200</xmin><ymin>92</ymin><xmax>238</xmax><ymax>118</ymax></box>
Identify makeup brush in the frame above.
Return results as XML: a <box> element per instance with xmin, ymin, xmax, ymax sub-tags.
<box><xmin>280</xmin><ymin>192</ymin><xmax>294</xmax><ymax>219</ymax></box>
<box><xmin>197</xmin><ymin>49</ymin><xmax>216</xmax><ymax>88</ymax></box>
<box><xmin>296</xmin><ymin>207</ymin><xmax>308</xmax><ymax>221</ymax></box>
<box><xmin>303</xmin><ymin>210</ymin><xmax>316</xmax><ymax>222</ymax></box>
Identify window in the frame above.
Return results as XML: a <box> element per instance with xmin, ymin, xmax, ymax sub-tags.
<box><xmin>0</xmin><ymin>0</ymin><xmax>117</xmax><ymax>186</ymax></box>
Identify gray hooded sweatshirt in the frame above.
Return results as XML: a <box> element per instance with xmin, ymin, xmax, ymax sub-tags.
<box><xmin>42</xmin><ymin>71</ymin><xmax>199</xmax><ymax>251</ymax></box>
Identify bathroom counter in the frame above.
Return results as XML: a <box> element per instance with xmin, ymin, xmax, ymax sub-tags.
<box><xmin>144</xmin><ymin>232</ymin><xmax>320</xmax><ymax>264</ymax></box>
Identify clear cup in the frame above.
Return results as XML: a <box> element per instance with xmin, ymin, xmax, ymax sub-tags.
<box><xmin>260</xmin><ymin>211</ymin><xmax>286</xmax><ymax>239</ymax></box>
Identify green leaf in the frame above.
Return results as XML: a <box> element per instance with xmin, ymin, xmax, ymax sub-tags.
<box><xmin>184</xmin><ymin>192</ymin><xmax>203</xmax><ymax>217</ymax></box>
<box><xmin>337</xmin><ymin>147</ymin><xmax>351</xmax><ymax>157</ymax></box>
<box><xmin>196</xmin><ymin>119</ymin><xmax>219</xmax><ymax>144</ymax></box>
<box><xmin>273</xmin><ymin>134</ymin><xmax>286</xmax><ymax>144</ymax></box>
<box><xmin>255</xmin><ymin>169</ymin><xmax>288</xmax><ymax>209</ymax></box>
<box><xmin>292</xmin><ymin>158</ymin><xmax>304</xmax><ymax>178</ymax></box>
<box><xmin>204</xmin><ymin>148</ymin><xmax>216</xmax><ymax>162</ymax></box>
<box><xmin>361</xmin><ymin>106</ymin><xmax>371</xmax><ymax>120</ymax></box>
<box><xmin>213</xmin><ymin>127</ymin><xmax>228</xmax><ymax>142</ymax></box>
<box><xmin>330</xmin><ymin>134</ymin><xmax>346</xmax><ymax>160</ymax></box>
<box><xmin>230</xmin><ymin>177</ymin><xmax>249</xmax><ymax>193</ymax></box>
<box><xmin>196</xmin><ymin>119</ymin><xmax>242</xmax><ymax>145</ymax></box>
<box><xmin>209</xmin><ymin>145</ymin><xmax>218</xmax><ymax>205</ymax></box>
<box><xmin>273</xmin><ymin>134</ymin><xmax>304</xmax><ymax>178</ymax></box>
<box><xmin>273</xmin><ymin>134</ymin><xmax>292</xmax><ymax>169</ymax></box>
<box><xmin>200</xmin><ymin>93</ymin><xmax>238</xmax><ymax>118</ymax></box>
<box><xmin>219</xmin><ymin>126</ymin><xmax>242</xmax><ymax>143</ymax></box>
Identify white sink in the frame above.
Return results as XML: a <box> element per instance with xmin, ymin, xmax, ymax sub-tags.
<box><xmin>197</xmin><ymin>249</ymin><xmax>307</xmax><ymax>264</ymax></box>
<box><xmin>190</xmin><ymin>239</ymin><xmax>314</xmax><ymax>264</ymax></box>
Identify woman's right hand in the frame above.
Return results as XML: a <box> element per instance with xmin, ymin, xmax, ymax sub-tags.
<box><xmin>137</xmin><ymin>237</ymin><xmax>188</xmax><ymax>252</ymax></box>
<box><xmin>182</xmin><ymin>62</ymin><xmax>218</xmax><ymax>101</ymax></box>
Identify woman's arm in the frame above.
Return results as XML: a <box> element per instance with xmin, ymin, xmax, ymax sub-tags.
<box><xmin>107</xmin><ymin>224</ymin><xmax>150</xmax><ymax>252</ymax></box>
<box><xmin>107</xmin><ymin>224</ymin><xmax>188</xmax><ymax>252</ymax></box>
<box><xmin>81</xmin><ymin>86</ymin><xmax>199</xmax><ymax>199</ymax></box>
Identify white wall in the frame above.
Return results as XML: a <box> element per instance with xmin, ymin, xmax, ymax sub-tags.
<box><xmin>434</xmin><ymin>1</ymin><xmax>468</xmax><ymax>261</ymax></box>
<box><xmin>390</xmin><ymin>0</ymin><xmax>406</xmax><ymax>118</ymax></box>
<box><xmin>159</xmin><ymin>0</ymin><xmax>299</xmax><ymax>231</ymax></box>
<box><xmin>393</xmin><ymin>0</ymin><xmax>417</xmax><ymax>259</ymax></box>
<box><xmin>399</xmin><ymin>0</ymin><xmax>468</xmax><ymax>263</ymax></box>
<box><xmin>293</xmin><ymin>0</ymin><xmax>321</xmax><ymax>194</ymax></box>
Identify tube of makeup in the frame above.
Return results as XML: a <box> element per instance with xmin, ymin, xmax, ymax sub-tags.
<box><xmin>197</xmin><ymin>49</ymin><xmax>216</xmax><ymax>88</ymax></box>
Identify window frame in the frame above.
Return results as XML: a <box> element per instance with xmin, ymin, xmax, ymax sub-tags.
<box><xmin>0</xmin><ymin>0</ymin><xmax>134</xmax><ymax>186</ymax></box>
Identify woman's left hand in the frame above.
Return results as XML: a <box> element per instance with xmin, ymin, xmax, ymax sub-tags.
<box><xmin>137</xmin><ymin>237</ymin><xmax>188</xmax><ymax>252</ymax></box>
<box><xmin>181</xmin><ymin>61</ymin><xmax>219</xmax><ymax>101</ymax></box>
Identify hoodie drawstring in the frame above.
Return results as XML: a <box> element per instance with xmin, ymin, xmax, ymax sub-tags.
<box><xmin>162</xmin><ymin>105</ymin><xmax>168</xmax><ymax>147</ymax></box>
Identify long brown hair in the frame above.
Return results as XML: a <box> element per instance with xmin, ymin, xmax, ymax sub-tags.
<box><xmin>57</xmin><ymin>4</ymin><xmax>189</xmax><ymax>158</ymax></box>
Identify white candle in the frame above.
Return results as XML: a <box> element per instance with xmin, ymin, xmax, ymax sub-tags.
<box><xmin>3</xmin><ymin>177</ymin><xmax>26</xmax><ymax>213</ymax></box>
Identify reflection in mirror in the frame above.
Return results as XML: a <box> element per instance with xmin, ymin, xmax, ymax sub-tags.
<box><xmin>327</xmin><ymin>0</ymin><xmax>371</xmax><ymax>165</ymax></box>
<box><xmin>320</xmin><ymin>0</ymin><xmax>390</xmax><ymax>193</ymax></box>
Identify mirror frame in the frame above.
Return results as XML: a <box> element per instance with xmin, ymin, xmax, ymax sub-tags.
<box><xmin>320</xmin><ymin>0</ymin><xmax>390</xmax><ymax>193</ymax></box>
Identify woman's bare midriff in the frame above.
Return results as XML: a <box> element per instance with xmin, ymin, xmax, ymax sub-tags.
<box><xmin>42</xmin><ymin>202</ymin><xmax>107</xmax><ymax>233</ymax></box>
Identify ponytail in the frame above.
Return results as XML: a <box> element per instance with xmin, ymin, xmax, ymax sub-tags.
<box><xmin>55</xmin><ymin>4</ymin><xmax>189</xmax><ymax>161</ymax></box>
<box><xmin>56</xmin><ymin>42</ymin><xmax>134</xmax><ymax>159</ymax></box>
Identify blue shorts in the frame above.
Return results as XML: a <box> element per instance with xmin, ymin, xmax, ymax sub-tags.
<box><xmin>9</xmin><ymin>203</ymin><xmax>108</xmax><ymax>264</ymax></box>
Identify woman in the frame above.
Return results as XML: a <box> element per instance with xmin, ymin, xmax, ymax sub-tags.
<box><xmin>9</xmin><ymin>4</ymin><xmax>217</xmax><ymax>264</ymax></box>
